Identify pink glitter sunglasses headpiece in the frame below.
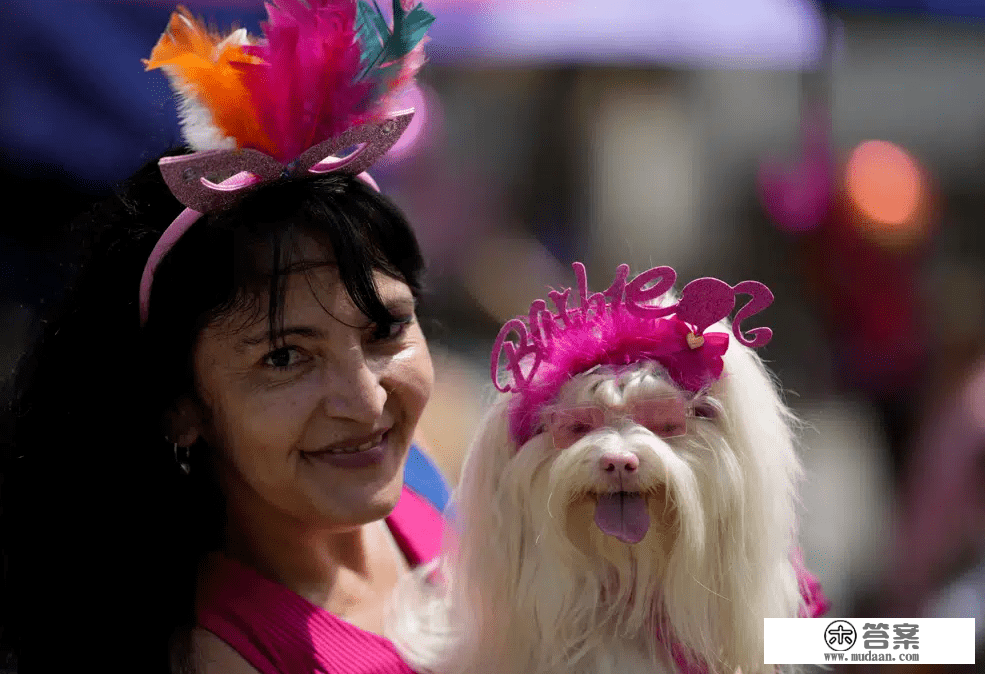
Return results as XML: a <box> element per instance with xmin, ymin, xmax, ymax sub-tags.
<box><xmin>138</xmin><ymin>114</ymin><xmax>408</xmax><ymax>326</ymax></box>
<box><xmin>490</xmin><ymin>262</ymin><xmax>775</xmax><ymax>445</ymax></box>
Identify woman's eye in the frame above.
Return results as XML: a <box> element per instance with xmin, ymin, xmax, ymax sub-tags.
<box><xmin>370</xmin><ymin>317</ymin><xmax>413</xmax><ymax>342</ymax></box>
<box><xmin>263</xmin><ymin>346</ymin><xmax>305</xmax><ymax>370</ymax></box>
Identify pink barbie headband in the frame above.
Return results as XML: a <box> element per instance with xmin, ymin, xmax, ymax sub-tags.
<box><xmin>139</xmin><ymin>0</ymin><xmax>434</xmax><ymax>326</ymax></box>
<box><xmin>491</xmin><ymin>262</ymin><xmax>775</xmax><ymax>445</ymax></box>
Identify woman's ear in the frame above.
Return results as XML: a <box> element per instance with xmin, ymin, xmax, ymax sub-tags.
<box><xmin>165</xmin><ymin>396</ymin><xmax>205</xmax><ymax>447</ymax></box>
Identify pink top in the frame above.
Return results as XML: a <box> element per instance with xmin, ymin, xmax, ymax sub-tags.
<box><xmin>197</xmin><ymin>486</ymin><xmax>444</xmax><ymax>674</ymax></box>
<box><xmin>197</xmin><ymin>484</ymin><xmax>828</xmax><ymax>674</ymax></box>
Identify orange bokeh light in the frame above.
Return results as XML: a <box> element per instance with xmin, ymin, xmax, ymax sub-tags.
<box><xmin>846</xmin><ymin>140</ymin><xmax>924</xmax><ymax>226</ymax></box>
<box><xmin>844</xmin><ymin>140</ymin><xmax>930</xmax><ymax>249</ymax></box>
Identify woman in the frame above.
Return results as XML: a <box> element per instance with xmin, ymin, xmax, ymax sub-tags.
<box><xmin>0</xmin><ymin>149</ymin><xmax>446</xmax><ymax>673</ymax></box>
<box><xmin>1</xmin><ymin>1</ymin><xmax>446</xmax><ymax>672</ymax></box>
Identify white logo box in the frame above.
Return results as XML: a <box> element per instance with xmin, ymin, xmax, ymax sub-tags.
<box><xmin>764</xmin><ymin>618</ymin><xmax>976</xmax><ymax>665</ymax></box>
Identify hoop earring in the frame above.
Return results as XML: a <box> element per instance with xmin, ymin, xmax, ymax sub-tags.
<box><xmin>174</xmin><ymin>442</ymin><xmax>191</xmax><ymax>475</ymax></box>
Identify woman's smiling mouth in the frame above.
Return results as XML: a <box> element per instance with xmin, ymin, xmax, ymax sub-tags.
<box><xmin>302</xmin><ymin>430</ymin><xmax>391</xmax><ymax>468</ymax></box>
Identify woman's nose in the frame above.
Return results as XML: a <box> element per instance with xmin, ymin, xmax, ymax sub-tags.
<box><xmin>322</xmin><ymin>360</ymin><xmax>387</xmax><ymax>423</ymax></box>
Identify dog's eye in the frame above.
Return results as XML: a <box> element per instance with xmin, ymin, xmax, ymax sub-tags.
<box><xmin>642</xmin><ymin>420</ymin><xmax>686</xmax><ymax>438</ymax></box>
<box><xmin>693</xmin><ymin>402</ymin><xmax>717</xmax><ymax>419</ymax></box>
<box><xmin>548</xmin><ymin>408</ymin><xmax>605</xmax><ymax>449</ymax></box>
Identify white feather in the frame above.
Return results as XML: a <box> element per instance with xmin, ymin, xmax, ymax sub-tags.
<box><xmin>159</xmin><ymin>26</ymin><xmax>252</xmax><ymax>152</ymax></box>
<box><xmin>159</xmin><ymin>65</ymin><xmax>236</xmax><ymax>153</ymax></box>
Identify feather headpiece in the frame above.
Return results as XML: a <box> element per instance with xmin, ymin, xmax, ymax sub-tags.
<box><xmin>139</xmin><ymin>0</ymin><xmax>435</xmax><ymax>326</ymax></box>
<box><xmin>144</xmin><ymin>0</ymin><xmax>434</xmax><ymax>162</ymax></box>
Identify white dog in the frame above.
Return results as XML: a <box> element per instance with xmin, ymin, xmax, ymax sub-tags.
<box><xmin>389</xmin><ymin>264</ymin><xmax>825</xmax><ymax>674</ymax></box>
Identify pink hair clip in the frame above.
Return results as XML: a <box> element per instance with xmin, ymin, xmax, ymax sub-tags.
<box><xmin>138</xmin><ymin>0</ymin><xmax>434</xmax><ymax>326</ymax></box>
<box><xmin>490</xmin><ymin>262</ymin><xmax>775</xmax><ymax>445</ymax></box>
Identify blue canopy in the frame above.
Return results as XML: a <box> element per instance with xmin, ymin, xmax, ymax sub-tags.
<box><xmin>1</xmin><ymin>0</ymin><xmax>827</xmax><ymax>191</ymax></box>
<box><xmin>0</xmin><ymin>1</ymin><xmax>265</xmax><ymax>187</ymax></box>
<box><xmin>821</xmin><ymin>0</ymin><xmax>985</xmax><ymax>18</ymax></box>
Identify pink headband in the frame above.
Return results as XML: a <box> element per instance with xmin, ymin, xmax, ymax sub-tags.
<box><xmin>138</xmin><ymin>113</ymin><xmax>410</xmax><ymax>326</ymax></box>
<box><xmin>490</xmin><ymin>262</ymin><xmax>775</xmax><ymax>445</ymax></box>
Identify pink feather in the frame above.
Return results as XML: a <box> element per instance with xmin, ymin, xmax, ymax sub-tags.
<box><xmin>238</xmin><ymin>0</ymin><xmax>373</xmax><ymax>162</ymax></box>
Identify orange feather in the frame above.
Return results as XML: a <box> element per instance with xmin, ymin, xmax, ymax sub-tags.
<box><xmin>143</xmin><ymin>7</ymin><xmax>275</xmax><ymax>154</ymax></box>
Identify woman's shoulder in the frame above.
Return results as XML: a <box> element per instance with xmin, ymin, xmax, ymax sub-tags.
<box><xmin>190</xmin><ymin>628</ymin><xmax>265</xmax><ymax>674</ymax></box>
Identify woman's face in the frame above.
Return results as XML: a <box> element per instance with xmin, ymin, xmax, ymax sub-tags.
<box><xmin>188</xmin><ymin>236</ymin><xmax>433</xmax><ymax>530</ymax></box>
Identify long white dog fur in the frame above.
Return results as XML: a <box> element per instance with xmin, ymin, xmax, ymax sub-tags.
<box><xmin>388</xmin><ymin>321</ymin><xmax>806</xmax><ymax>674</ymax></box>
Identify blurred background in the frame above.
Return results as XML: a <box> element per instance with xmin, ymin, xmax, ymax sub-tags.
<box><xmin>2</xmin><ymin>0</ymin><xmax>983</xmax><ymax>671</ymax></box>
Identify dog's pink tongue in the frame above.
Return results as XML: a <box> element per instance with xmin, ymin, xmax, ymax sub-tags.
<box><xmin>594</xmin><ymin>493</ymin><xmax>650</xmax><ymax>544</ymax></box>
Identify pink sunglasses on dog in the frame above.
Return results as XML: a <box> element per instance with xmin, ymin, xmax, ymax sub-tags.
<box><xmin>545</xmin><ymin>393</ymin><xmax>713</xmax><ymax>450</ymax></box>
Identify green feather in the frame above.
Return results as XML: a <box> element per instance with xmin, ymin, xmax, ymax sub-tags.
<box><xmin>356</xmin><ymin>0</ymin><xmax>435</xmax><ymax>82</ymax></box>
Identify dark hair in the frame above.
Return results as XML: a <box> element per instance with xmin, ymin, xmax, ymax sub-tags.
<box><xmin>0</xmin><ymin>150</ymin><xmax>426</xmax><ymax>673</ymax></box>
